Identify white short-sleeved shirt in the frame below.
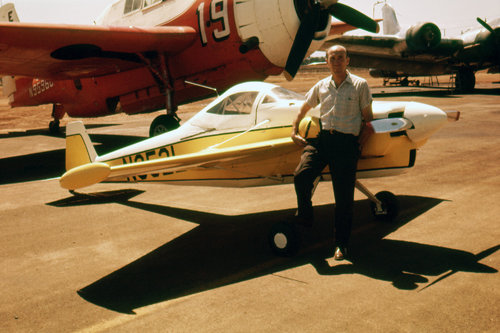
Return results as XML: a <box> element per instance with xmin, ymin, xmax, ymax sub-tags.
<box><xmin>305</xmin><ymin>71</ymin><xmax>372</xmax><ymax>136</ymax></box>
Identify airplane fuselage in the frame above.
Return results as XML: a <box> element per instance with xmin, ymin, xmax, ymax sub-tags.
<box><xmin>6</xmin><ymin>0</ymin><xmax>330</xmax><ymax>124</ymax></box>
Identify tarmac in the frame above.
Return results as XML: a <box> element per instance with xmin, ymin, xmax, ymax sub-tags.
<box><xmin>1</xmin><ymin>70</ymin><xmax>499</xmax><ymax>332</ymax></box>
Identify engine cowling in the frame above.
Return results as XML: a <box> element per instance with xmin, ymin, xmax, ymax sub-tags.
<box><xmin>405</xmin><ymin>22</ymin><xmax>441</xmax><ymax>52</ymax></box>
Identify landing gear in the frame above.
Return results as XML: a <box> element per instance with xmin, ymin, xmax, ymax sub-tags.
<box><xmin>369</xmin><ymin>191</ymin><xmax>400</xmax><ymax>222</ymax></box>
<box><xmin>149</xmin><ymin>114</ymin><xmax>180</xmax><ymax>137</ymax></box>
<box><xmin>49</xmin><ymin>104</ymin><xmax>65</xmax><ymax>135</ymax></box>
<box><xmin>356</xmin><ymin>181</ymin><xmax>399</xmax><ymax>222</ymax></box>
<box><xmin>454</xmin><ymin>67</ymin><xmax>475</xmax><ymax>93</ymax></box>
<box><xmin>49</xmin><ymin>120</ymin><xmax>60</xmax><ymax>134</ymax></box>
<box><xmin>268</xmin><ymin>181</ymin><xmax>400</xmax><ymax>257</ymax></box>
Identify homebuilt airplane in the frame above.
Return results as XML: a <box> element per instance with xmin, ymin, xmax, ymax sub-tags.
<box><xmin>59</xmin><ymin>81</ymin><xmax>459</xmax><ymax>255</ymax></box>
<box><xmin>0</xmin><ymin>0</ymin><xmax>378</xmax><ymax>135</ymax></box>
<box><xmin>325</xmin><ymin>2</ymin><xmax>500</xmax><ymax>93</ymax></box>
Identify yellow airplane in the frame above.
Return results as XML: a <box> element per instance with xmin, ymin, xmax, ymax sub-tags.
<box><xmin>59</xmin><ymin>81</ymin><xmax>458</xmax><ymax>254</ymax></box>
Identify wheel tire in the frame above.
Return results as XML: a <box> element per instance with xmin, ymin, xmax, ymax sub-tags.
<box><xmin>149</xmin><ymin>114</ymin><xmax>180</xmax><ymax>137</ymax></box>
<box><xmin>455</xmin><ymin>68</ymin><xmax>475</xmax><ymax>93</ymax></box>
<box><xmin>49</xmin><ymin>120</ymin><xmax>60</xmax><ymax>134</ymax></box>
<box><xmin>370</xmin><ymin>191</ymin><xmax>399</xmax><ymax>222</ymax></box>
<box><xmin>268</xmin><ymin>221</ymin><xmax>300</xmax><ymax>256</ymax></box>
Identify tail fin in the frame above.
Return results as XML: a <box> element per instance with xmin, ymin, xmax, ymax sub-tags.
<box><xmin>65</xmin><ymin>121</ymin><xmax>98</xmax><ymax>170</ymax></box>
<box><xmin>1</xmin><ymin>4</ymin><xmax>20</xmax><ymax>96</ymax></box>
<box><xmin>382</xmin><ymin>3</ymin><xmax>401</xmax><ymax>35</ymax></box>
<box><xmin>0</xmin><ymin>3</ymin><xmax>19</xmax><ymax>22</ymax></box>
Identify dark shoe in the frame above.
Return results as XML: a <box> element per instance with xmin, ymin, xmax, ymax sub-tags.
<box><xmin>334</xmin><ymin>246</ymin><xmax>347</xmax><ymax>261</ymax></box>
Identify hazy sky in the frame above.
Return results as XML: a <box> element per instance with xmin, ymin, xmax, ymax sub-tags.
<box><xmin>5</xmin><ymin>0</ymin><xmax>500</xmax><ymax>36</ymax></box>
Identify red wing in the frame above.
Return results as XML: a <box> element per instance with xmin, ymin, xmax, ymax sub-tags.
<box><xmin>0</xmin><ymin>22</ymin><xmax>197</xmax><ymax>79</ymax></box>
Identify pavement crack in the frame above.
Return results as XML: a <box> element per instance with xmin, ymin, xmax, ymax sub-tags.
<box><xmin>271</xmin><ymin>273</ymin><xmax>308</xmax><ymax>284</ymax></box>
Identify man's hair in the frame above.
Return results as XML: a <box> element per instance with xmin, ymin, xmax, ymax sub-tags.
<box><xmin>326</xmin><ymin>45</ymin><xmax>348</xmax><ymax>59</ymax></box>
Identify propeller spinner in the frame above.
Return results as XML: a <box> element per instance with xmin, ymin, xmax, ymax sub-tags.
<box><xmin>284</xmin><ymin>0</ymin><xmax>379</xmax><ymax>81</ymax></box>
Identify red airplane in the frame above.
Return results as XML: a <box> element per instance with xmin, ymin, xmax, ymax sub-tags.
<box><xmin>0</xmin><ymin>0</ymin><xmax>378</xmax><ymax>135</ymax></box>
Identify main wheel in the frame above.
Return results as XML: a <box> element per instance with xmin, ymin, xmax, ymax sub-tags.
<box><xmin>149</xmin><ymin>114</ymin><xmax>180</xmax><ymax>137</ymax></box>
<box><xmin>455</xmin><ymin>68</ymin><xmax>475</xmax><ymax>93</ymax></box>
<box><xmin>268</xmin><ymin>221</ymin><xmax>300</xmax><ymax>256</ymax></box>
<box><xmin>370</xmin><ymin>191</ymin><xmax>399</xmax><ymax>222</ymax></box>
<box><xmin>49</xmin><ymin>120</ymin><xmax>60</xmax><ymax>134</ymax></box>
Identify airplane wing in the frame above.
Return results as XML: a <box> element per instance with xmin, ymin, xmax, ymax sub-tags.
<box><xmin>0</xmin><ymin>22</ymin><xmax>197</xmax><ymax>79</ymax></box>
<box><xmin>60</xmin><ymin>137</ymin><xmax>300</xmax><ymax>190</ymax></box>
<box><xmin>323</xmin><ymin>35</ymin><xmax>464</xmax><ymax>75</ymax></box>
<box><xmin>328</xmin><ymin>19</ymin><xmax>383</xmax><ymax>38</ymax></box>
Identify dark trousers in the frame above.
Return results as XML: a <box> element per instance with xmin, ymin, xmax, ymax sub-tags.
<box><xmin>294</xmin><ymin>130</ymin><xmax>360</xmax><ymax>246</ymax></box>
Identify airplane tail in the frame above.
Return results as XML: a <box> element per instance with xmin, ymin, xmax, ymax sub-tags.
<box><xmin>0</xmin><ymin>3</ymin><xmax>19</xmax><ymax>22</ymax></box>
<box><xmin>65</xmin><ymin>122</ymin><xmax>98</xmax><ymax>171</ymax></box>
<box><xmin>1</xmin><ymin>3</ymin><xmax>20</xmax><ymax>101</ymax></box>
<box><xmin>382</xmin><ymin>3</ymin><xmax>401</xmax><ymax>35</ymax></box>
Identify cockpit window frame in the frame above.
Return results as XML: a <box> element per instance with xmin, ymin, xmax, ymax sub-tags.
<box><xmin>206</xmin><ymin>91</ymin><xmax>259</xmax><ymax>116</ymax></box>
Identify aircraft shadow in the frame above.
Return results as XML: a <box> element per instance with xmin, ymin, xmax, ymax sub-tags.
<box><xmin>47</xmin><ymin>190</ymin><xmax>498</xmax><ymax>314</ymax></box>
<box><xmin>0</xmin><ymin>130</ymin><xmax>144</xmax><ymax>185</ymax></box>
<box><xmin>0</xmin><ymin>123</ymin><xmax>116</xmax><ymax>139</ymax></box>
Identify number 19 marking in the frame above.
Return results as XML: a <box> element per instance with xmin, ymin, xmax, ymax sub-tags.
<box><xmin>197</xmin><ymin>0</ymin><xmax>230</xmax><ymax>46</ymax></box>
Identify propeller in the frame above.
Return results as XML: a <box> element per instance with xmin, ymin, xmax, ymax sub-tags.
<box><xmin>476</xmin><ymin>17</ymin><xmax>494</xmax><ymax>33</ymax></box>
<box><xmin>476</xmin><ymin>17</ymin><xmax>500</xmax><ymax>58</ymax></box>
<box><xmin>284</xmin><ymin>0</ymin><xmax>380</xmax><ymax>81</ymax></box>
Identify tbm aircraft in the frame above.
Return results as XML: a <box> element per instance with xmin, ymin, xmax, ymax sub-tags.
<box><xmin>326</xmin><ymin>2</ymin><xmax>500</xmax><ymax>93</ymax></box>
<box><xmin>59</xmin><ymin>81</ymin><xmax>459</xmax><ymax>255</ymax></box>
<box><xmin>0</xmin><ymin>0</ymin><xmax>378</xmax><ymax>135</ymax></box>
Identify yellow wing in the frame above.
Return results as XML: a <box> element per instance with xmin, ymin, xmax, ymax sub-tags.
<box><xmin>60</xmin><ymin>137</ymin><xmax>299</xmax><ymax>190</ymax></box>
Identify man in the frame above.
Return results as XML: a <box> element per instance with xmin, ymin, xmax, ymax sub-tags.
<box><xmin>291</xmin><ymin>45</ymin><xmax>373</xmax><ymax>260</ymax></box>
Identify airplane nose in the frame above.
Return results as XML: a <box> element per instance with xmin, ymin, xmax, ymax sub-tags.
<box><xmin>404</xmin><ymin>102</ymin><xmax>448</xmax><ymax>143</ymax></box>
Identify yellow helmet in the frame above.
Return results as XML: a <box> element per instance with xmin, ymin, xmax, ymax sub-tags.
<box><xmin>298</xmin><ymin>116</ymin><xmax>320</xmax><ymax>139</ymax></box>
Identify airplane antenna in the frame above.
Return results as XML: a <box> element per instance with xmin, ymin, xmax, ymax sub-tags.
<box><xmin>185</xmin><ymin>80</ymin><xmax>219</xmax><ymax>97</ymax></box>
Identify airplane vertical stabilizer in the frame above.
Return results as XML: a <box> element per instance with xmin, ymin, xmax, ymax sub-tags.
<box><xmin>65</xmin><ymin>121</ymin><xmax>98</xmax><ymax>170</ymax></box>
<box><xmin>382</xmin><ymin>3</ymin><xmax>400</xmax><ymax>35</ymax></box>
<box><xmin>1</xmin><ymin>3</ymin><xmax>19</xmax><ymax>97</ymax></box>
<box><xmin>0</xmin><ymin>3</ymin><xmax>19</xmax><ymax>22</ymax></box>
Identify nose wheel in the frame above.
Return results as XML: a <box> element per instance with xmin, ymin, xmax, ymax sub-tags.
<box><xmin>356</xmin><ymin>181</ymin><xmax>399</xmax><ymax>222</ymax></box>
<box><xmin>369</xmin><ymin>190</ymin><xmax>399</xmax><ymax>222</ymax></box>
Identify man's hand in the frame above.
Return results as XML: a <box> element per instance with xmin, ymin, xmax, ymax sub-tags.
<box><xmin>358</xmin><ymin>122</ymin><xmax>374</xmax><ymax>147</ymax></box>
<box><xmin>291</xmin><ymin>132</ymin><xmax>308</xmax><ymax>147</ymax></box>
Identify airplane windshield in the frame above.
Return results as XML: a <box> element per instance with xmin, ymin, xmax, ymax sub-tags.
<box><xmin>207</xmin><ymin>92</ymin><xmax>258</xmax><ymax>115</ymax></box>
<box><xmin>271</xmin><ymin>87</ymin><xmax>305</xmax><ymax>100</ymax></box>
<box><xmin>124</xmin><ymin>0</ymin><xmax>142</xmax><ymax>13</ymax></box>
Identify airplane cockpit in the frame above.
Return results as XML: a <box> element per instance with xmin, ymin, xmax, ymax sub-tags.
<box><xmin>186</xmin><ymin>82</ymin><xmax>307</xmax><ymax>135</ymax></box>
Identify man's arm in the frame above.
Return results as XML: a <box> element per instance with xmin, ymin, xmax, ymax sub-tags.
<box><xmin>359</xmin><ymin>103</ymin><xmax>374</xmax><ymax>146</ymax></box>
<box><xmin>291</xmin><ymin>102</ymin><xmax>312</xmax><ymax>147</ymax></box>
<box><xmin>361</xmin><ymin>103</ymin><xmax>374</xmax><ymax>123</ymax></box>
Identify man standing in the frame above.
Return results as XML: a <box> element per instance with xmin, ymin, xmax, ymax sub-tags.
<box><xmin>291</xmin><ymin>45</ymin><xmax>373</xmax><ymax>260</ymax></box>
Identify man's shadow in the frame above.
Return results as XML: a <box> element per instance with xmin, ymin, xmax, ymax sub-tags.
<box><xmin>48</xmin><ymin>190</ymin><xmax>498</xmax><ymax>314</ymax></box>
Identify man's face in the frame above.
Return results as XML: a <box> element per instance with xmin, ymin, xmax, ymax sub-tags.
<box><xmin>326</xmin><ymin>48</ymin><xmax>349</xmax><ymax>75</ymax></box>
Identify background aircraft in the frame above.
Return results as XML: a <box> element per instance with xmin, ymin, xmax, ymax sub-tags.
<box><xmin>325</xmin><ymin>2</ymin><xmax>500</xmax><ymax>93</ymax></box>
<box><xmin>0</xmin><ymin>0</ymin><xmax>378</xmax><ymax>135</ymax></box>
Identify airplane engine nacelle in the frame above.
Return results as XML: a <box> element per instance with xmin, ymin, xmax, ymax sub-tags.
<box><xmin>234</xmin><ymin>0</ymin><xmax>331</xmax><ymax>68</ymax></box>
<box><xmin>369</xmin><ymin>69</ymin><xmax>398</xmax><ymax>78</ymax></box>
<box><xmin>405</xmin><ymin>22</ymin><xmax>441</xmax><ymax>52</ymax></box>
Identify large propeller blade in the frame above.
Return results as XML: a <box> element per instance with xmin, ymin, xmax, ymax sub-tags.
<box><xmin>284</xmin><ymin>5</ymin><xmax>321</xmax><ymax>80</ymax></box>
<box><xmin>328</xmin><ymin>3</ymin><xmax>380</xmax><ymax>34</ymax></box>
<box><xmin>477</xmin><ymin>17</ymin><xmax>494</xmax><ymax>33</ymax></box>
<box><xmin>284</xmin><ymin>0</ymin><xmax>379</xmax><ymax>81</ymax></box>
